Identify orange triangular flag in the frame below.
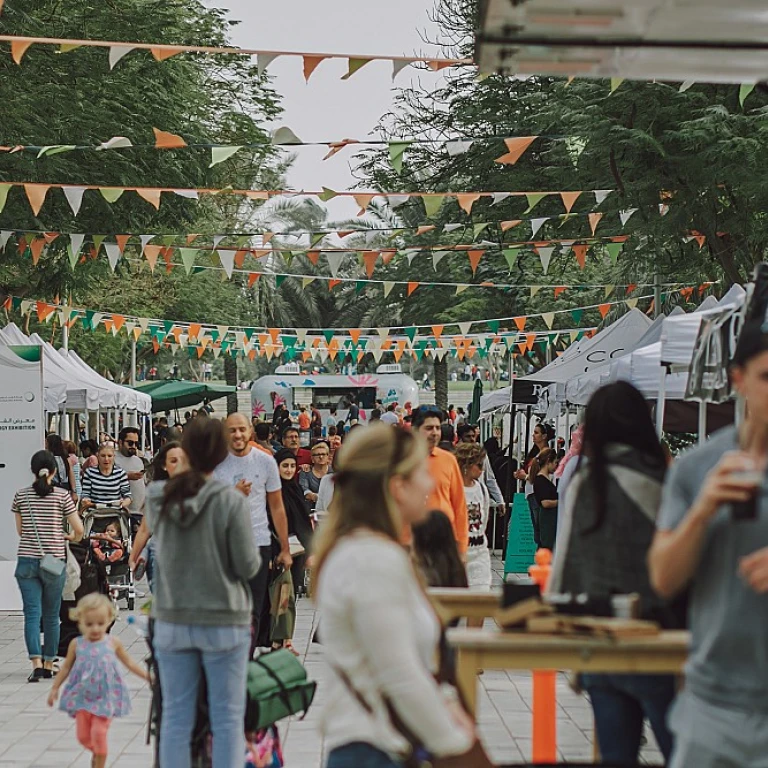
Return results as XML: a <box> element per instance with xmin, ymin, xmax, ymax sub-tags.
<box><xmin>560</xmin><ymin>191</ymin><xmax>582</xmax><ymax>213</ymax></box>
<box><xmin>116</xmin><ymin>235</ymin><xmax>131</xmax><ymax>254</ymax></box>
<box><xmin>268</xmin><ymin>328</ymin><xmax>280</xmax><ymax>344</ymax></box>
<box><xmin>186</xmin><ymin>234</ymin><xmax>199</xmax><ymax>245</ymax></box>
<box><xmin>526</xmin><ymin>333</ymin><xmax>537</xmax><ymax>351</ymax></box>
<box><xmin>36</xmin><ymin>301</ymin><xmax>55</xmax><ymax>322</ymax></box>
<box><xmin>588</xmin><ymin>212</ymin><xmax>603</xmax><ymax>236</ymax></box>
<box><xmin>626</xmin><ymin>283</ymin><xmax>637</xmax><ymax>295</ymax></box>
<box><xmin>407</xmin><ymin>282</ymin><xmax>419</xmax><ymax>296</ymax></box>
<box><xmin>29</xmin><ymin>238</ymin><xmax>46</xmax><ymax>265</ymax></box>
<box><xmin>234</xmin><ymin>248</ymin><xmax>248</xmax><ymax>269</ymax></box>
<box><xmin>353</xmin><ymin>194</ymin><xmax>375</xmax><ymax>214</ymax></box>
<box><xmin>196</xmin><ymin>346</ymin><xmax>206</xmax><ymax>359</ymax></box>
<box><xmin>416</xmin><ymin>225</ymin><xmax>435</xmax><ymax>236</ymax></box>
<box><xmin>495</xmin><ymin>136</ymin><xmax>536</xmax><ymax>165</ymax></box>
<box><xmin>573</xmin><ymin>243</ymin><xmax>588</xmax><ymax>269</ymax></box>
<box><xmin>500</xmin><ymin>220</ymin><xmax>522</xmax><ymax>232</ymax></box>
<box><xmin>693</xmin><ymin>234</ymin><xmax>706</xmax><ymax>249</ymax></box>
<box><xmin>381</xmin><ymin>250</ymin><xmax>396</xmax><ymax>265</ymax></box>
<box><xmin>456</xmin><ymin>193</ymin><xmax>481</xmax><ymax>215</ymax></box>
<box><xmin>248</xmin><ymin>272</ymin><xmax>261</xmax><ymax>288</ymax></box>
<box><xmin>306</xmin><ymin>250</ymin><xmax>320</xmax><ymax>266</ymax></box>
<box><xmin>150</xmin><ymin>47</ymin><xmax>180</xmax><ymax>62</ymax></box>
<box><xmin>349</xmin><ymin>329</ymin><xmax>362</xmax><ymax>345</ymax></box>
<box><xmin>513</xmin><ymin>316</ymin><xmax>526</xmax><ymax>331</ymax></box>
<box><xmin>328</xmin><ymin>279</ymin><xmax>342</xmax><ymax>291</ymax></box>
<box><xmin>431</xmin><ymin>325</ymin><xmax>444</xmax><ymax>338</ymax></box>
<box><xmin>137</xmin><ymin>188</ymin><xmax>162</xmax><ymax>209</ymax></box>
<box><xmin>112</xmin><ymin>314</ymin><xmax>126</xmax><ymax>332</ymax></box>
<box><xmin>153</xmin><ymin>128</ymin><xmax>187</xmax><ymax>149</ymax></box>
<box><xmin>468</xmin><ymin>249</ymin><xmax>484</xmax><ymax>275</ymax></box>
<box><xmin>554</xmin><ymin>286</ymin><xmax>567</xmax><ymax>299</ymax></box>
<box><xmin>598</xmin><ymin>303</ymin><xmax>610</xmax><ymax>319</ymax></box>
<box><xmin>144</xmin><ymin>245</ymin><xmax>161</xmax><ymax>272</ymax></box>
<box><xmin>24</xmin><ymin>184</ymin><xmax>50</xmax><ymax>216</ymax></box>
<box><xmin>188</xmin><ymin>323</ymin><xmax>202</xmax><ymax>339</ymax></box>
<box><xmin>303</xmin><ymin>55</ymin><xmax>325</xmax><ymax>82</ymax></box>
<box><xmin>11</xmin><ymin>40</ymin><xmax>32</xmax><ymax>65</ymax></box>
<box><xmin>362</xmin><ymin>251</ymin><xmax>379</xmax><ymax>278</ymax></box>
<box><xmin>161</xmin><ymin>246</ymin><xmax>174</xmax><ymax>273</ymax></box>
<box><xmin>517</xmin><ymin>343</ymin><xmax>527</xmax><ymax>355</ymax></box>
<box><xmin>43</xmin><ymin>232</ymin><xmax>59</xmax><ymax>244</ymax></box>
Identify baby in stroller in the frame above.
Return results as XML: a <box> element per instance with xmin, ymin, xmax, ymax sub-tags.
<box><xmin>91</xmin><ymin>522</ymin><xmax>125</xmax><ymax>564</ymax></box>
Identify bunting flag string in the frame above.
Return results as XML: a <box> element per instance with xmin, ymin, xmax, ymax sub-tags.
<box><xmin>0</xmin><ymin>34</ymin><xmax>470</xmax><ymax>77</ymax></box>
<box><xmin>0</xmin><ymin>180</ymin><xmax>624</xmax><ymax>217</ymax></box>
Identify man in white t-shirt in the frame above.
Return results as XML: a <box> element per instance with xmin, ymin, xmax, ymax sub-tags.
<box><xmin>214</xmin><ymin>412</ymin><xmax>292</xmax><ymax>655</ymax></box>
<box><xmin>380</xmin><ymin>403</ymin><xmax>400</xmax><ymax>425</ymax></box>
<box><xmin>114</xmin><ymin>427</ymin><xmax>146</xmax><ymax>537</ymax></box>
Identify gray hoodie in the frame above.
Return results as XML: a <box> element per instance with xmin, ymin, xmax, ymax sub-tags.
<box><xmin>145</xmin><ymin>478</ymin><xmax>261</xmax><ymax>626</ymax></box>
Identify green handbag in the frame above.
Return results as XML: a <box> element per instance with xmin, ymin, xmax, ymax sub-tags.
<box><xmin>245</xmin><ymin>649</ymin><xmax>317</xmax><ymax>731</ymax></box>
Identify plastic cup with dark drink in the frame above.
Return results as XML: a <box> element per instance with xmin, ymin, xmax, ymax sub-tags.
<box><xmin>731</xmin><ymin>467</ymin><xmax>763</xmax><ymax>522</ymax></box>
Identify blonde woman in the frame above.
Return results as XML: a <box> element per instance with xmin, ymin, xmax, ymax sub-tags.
<box><xmin>314</xmin><ymin>424</ymin><xmax>491</xmax><ymax>768</ymax></box>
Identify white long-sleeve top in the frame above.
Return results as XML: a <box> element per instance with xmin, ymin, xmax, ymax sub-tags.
<box><xmin>316</xmin><ymin>530</ymin><xmax>473</xmax><ymax>758</ymax></box>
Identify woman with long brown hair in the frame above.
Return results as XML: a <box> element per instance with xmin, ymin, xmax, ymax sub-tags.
<box><xmin>529</xmin><ymin>447</ymin><xmax>560</xmax><ymax>551</ymax></box>
<box><xmin>144</xmin><ymin>418</ymin><xmax>260</xmax><ymax>768</ymax></box>
<box><xmin>314</xmin><ymin>424</ymin><xmax>490</xmax><ymax>768</ymax></box>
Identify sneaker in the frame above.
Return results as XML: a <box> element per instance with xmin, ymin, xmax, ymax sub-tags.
<box><xmin>27</xmin><ymin>668</ymin><xmax>44</xmax><ymax>683</ymax></box>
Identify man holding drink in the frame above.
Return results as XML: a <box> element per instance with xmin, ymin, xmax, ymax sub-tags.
<box><xmin>649</xmin><ymin>319</ymin><xmax>768</xmax><ymax>768</ymax></box>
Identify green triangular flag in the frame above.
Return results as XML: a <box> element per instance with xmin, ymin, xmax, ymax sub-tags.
<box><xmin>38</xmin><ymin>145</ymin><xmax>77</xmax><ymax>158</ymax></box>
<box><xmin>0</xmin><ymin>184</ymin><xmax>11</xmax><ymax>214</ymax></box>
<box><xmin>92</xmin><ymin>235</ymin><xmax>106</xmax><ymax>253</ymax></box>
<box><xmin>609</xmin><ymin>77</ymin><xmax>624</xmax><ymax>94</ymax></box>
<box><xmin>209</xmin><ymin>146</ymin><xmax>243</xmax><ymax>168</ymax></box>
<box><xmin>571</xmin><ymin>309</ymin><xmax>584</xmax><ymax>323</ymax></box>
<box><xmin>414</xmin><ymin>347</ymin><xmax>424</xmax><ymax>361</ymax></box>
<box><xmin>423</xmin><ymin>195</ymin><xmax>444</xmax><ymax>219</ymax></box>
<box><xmin>311</xmin><ymin>232</ymin><xmax>326</xmax><ymax>248</ymax></box>
<box><xmin>524</xmin><ymin>193</ymin><xmax>548</xmax><ymax>213</ymax></box>
<box><xmin>473</xmin><ymin>222</ymin><xmax>489</xmax><ymax>239</ymax></box>
<box><xmin>275</xmin><ymin>275</ymin><xmax>287</xmax><ymax>288</ymax></box>
<box><xmin>487</xmin><ymin>320</ymin><xmax>499</xmax><ymax>333</ymax></box>
<box><xmin>605</xmin><ymin>242</ymin><xmax>624</xmax><ymax>263</ymax></box>
<box><xmin>243</xmin><ymin>328</ymin><xmax>255</xmax><ymax>341</ymax></box>
<box><xmin>11</xmin><ymin>297</ymin><xmax>22</xmax><ymax>310</ymax></box>
<box><xmin>85</xmin><ymin>310</ymin><xmax>97</xmax><ymax>330</ymax></box>
<box><xmin>341</xmin><ymin>57</ymin><xmax>372</xmax><ymax>80</ymax></box>
<box><xmin>178</xmin><ymin>248</ymin><xmax>196</xmax><ymax>275</ymax></box>
<box><xmin>740</xmin><ymin>83</ymin><xmax>755</xmax><ymax>108</ymax></box>
<box><xmin>163</xmin><ymin>321</ymin><xmax>174</xmax><ymax>334</ymax></box>
<box><xmin>388</xmin><ymin>141</ymin><xmax>412</xmax><ymax>174</ymax></box>
<box><xmin>404</xmin><ymin>327</ymin><xmax>417</xmax><ymax>343</ymax></box>
<box><xmin>319</xmin><ymin>187</ymin><xmax>338</xmax><ymax>202</ymax></box>
<box><xmin>323</xmin><ymin>330</ymin><xmax>334</xmax><ymax>343</ymax></box>
<box><xmin>503</xmin><ymin>248</ymin><xmax>521</xmax><ymax>271</ymax></box>
<box><xmin>355</xmin><ymin>281</ymin><xmax>366</xmax><ymax>294</ymax></box>
<box><xmin>99</xmin><ymin>188</ymin><xmax>124</xmax><ymax>204</ymax></box>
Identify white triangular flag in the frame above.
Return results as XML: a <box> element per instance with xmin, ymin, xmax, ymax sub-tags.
<box><xmin>530</xmin><ymin>217</ymin><xmax>548</xmax><ymax>238</ymax></box>
<box><xmin>216</xmin><ymin>325</ymin><xmax>229</xmax><ymax>340</ymax></box>
<box><xmin>108</xmin><ymin>45</ymin><xmax>134</xmax><ymax>70</ymax></box>
<box><xmin>212</xmin><ymin>347</ymin><xmax>222</xmax><ymax>359</ymax></box>
<box><xmin>446</xmin><ymin>140</ymin><xmax>474</xmax><ymax>156</ymax></box>
<box><xmin>405</xmin><ymin>249</ymin><xmax>420</xmax><ymax>265</ymax></box>
<box><xmin>295</xmin><ymin>329</ymin><xmax>308</xmax><ymax>345</ymax></box>
<box><xmin>542</xmin><ymin>312</ymin><xmax>555</xmax><ymax>329</ymax></box>
<box><xmin>325</xmin><ymin>252</ymin><xmax>345</xmax><ymax>278</ymax></box>
<box><xmin>537</xmin><ymin>246</ymin><xmax>555</xmax><ymax>275</ymax></box>
<box><xmin>679</xmin><ymin>81</ymin><xmax>694</xmax><ymax>92</ymax></box>
<box><xmin>212</xmin><ymin>235</ymin><xmax>225</xmax><ymax>251</ymax></box>
<box><xmin>383</xmin><ymin>281</ymin><xmax>396</xmax><ymax>298</ymax></box>
<box><xmin>138</xmin><ymin>318</ymin><xmax>150</xmax><ymax>332</ymax></box>
<box><xmin>104</xmin><ymin>243</ymin><xmax>121</xmax><ymax>271</ymax></box>
<box><xmin>492</xmin><ymin>192</ymin><xmax>511</xmax><ymax>205</ymax></box>
<box><xmin>594</xmin><ymin>190</ymin><xmax>612</xmax><ymax>205</ymax></box>
<box><xmin>392</xmin><ymin>59</ymin><xmax>410</xmax><ymax>80</ymax></box>
<box><xmin>63</xmin><ymin>187</ymin><xmax>86</xmax><ymax>216</ymax></box>
<box><xmin>626</xmin><ymin>298</ymin><xmax>639</xmax><ymax>309</ymax></box>
<box><xmin>271</xmin><ymin>126</ymin><xmax>302</xmax><ymax>145</ymax></box>
<box><xmin>619</xmin><ymin>209</ymin><xmax>637</xmax><ymax>227</ymax></box>
<box><xmin>97</xmin><ymin>136</ymin><xmax>133</xmax><ymax>151</ymax></box>
<box><xmin>257</xmin><ymin>53</ymin><xmax>279</xmax><ymax>74</ymax></box>
<box><xmin>174</xmin><ymin>190</ymin><xmax>199</xmax><ymax>200</ymax></box>
<box><xmin>377</xmin><ymin>327</ymin><xmax>390</xmax><ymax>341</ymax></box>
<box><xmin>218</xmin><ymin>249</ymin><xmax>236</xmax><ymax>279</ymax></box>
<box><xmin>388</xmin><ymin>194</ymin><xmax>410</xmax><ymax>208</ymax></box>
<box><xmin>140</xmin><ymin>234</ymin><xmax>155</xmax><ymax>253</ymax></box>
<box><xmin>0</xmin><ymin>231</ymin><xmax>12</xmax><ymax>249</ymax></box>
<box><xmin>458</xmin><ymin>321</ymin><xmax>472</xmax><ymax>335</ymax></box>
<box><xmin>432</xmin><ymin>251</ymin><xmax>449</xmax><ymax>270</ymax></box>
<box><xmin>444</xmin><ymin>223</ymin><xmax>463</xmax><ymax>232</ymax></box>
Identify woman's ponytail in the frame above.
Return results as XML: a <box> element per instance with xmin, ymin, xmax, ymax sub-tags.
<box><xmin>30</xmin><ymin>450</ymin><xmax>56</xmax><ymax>498</ymax></box>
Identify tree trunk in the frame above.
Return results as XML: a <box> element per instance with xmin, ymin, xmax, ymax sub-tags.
<box><xmin>224</xmin><ymin>354</ymin><xmax>239</xmax><ymax>415</ymax></box>
<box><xmin>434</xmin><ymin>356</ymin><xmax>448</xmax><ymax>411</ymax></box>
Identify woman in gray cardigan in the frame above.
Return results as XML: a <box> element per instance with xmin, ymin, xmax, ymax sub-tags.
<box><xmin>145</xmin><ymin>418</ymin><xmax>261</xmax><ymax>768</ymax></box>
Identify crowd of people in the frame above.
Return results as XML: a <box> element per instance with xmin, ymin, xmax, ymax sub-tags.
<box><xmin>11</xmin><ymin>339</ymin><xmax>768</xmax><ymax>767</ymax></box>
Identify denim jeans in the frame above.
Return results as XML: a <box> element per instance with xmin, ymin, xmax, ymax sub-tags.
<box><xmin>582</xmin><ymin>673</ymin><xmax>676</xmax><ymax>765</ymax></box>
<box><xmin>326</xmin><ymin>742</ymin><xmax>403</xmax><ymax>768</ymax></box>
<box><xmin>153</xmin><ymin>621</ymin><xmax>250</xmax><ymax>768</ymax></box>
<box><xmin>15</xmin><ymin>556</ymin><xmax>66</xmax><ymax>661</ymax></box>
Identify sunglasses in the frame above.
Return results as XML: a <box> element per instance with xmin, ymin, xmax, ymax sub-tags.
<box><xmin>123</xmin><ymin>440</ymin><xmax>139</xmax><ymax>447</ymax></box>
<box><xmin>415</xmin><ymin>405</ymin><xmax>442</xmax><ymax>416</ymax></box>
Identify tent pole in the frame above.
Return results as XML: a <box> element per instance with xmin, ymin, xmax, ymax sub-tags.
<box><xmin>130</xmin><ymin>338</ymin><xmax>137</xmax><ymax>387</ymax></box>
<box><xmin>655</xmin><ymin>366</ymin><xmax>667</xmax><ymax>437</ymax></box>
<box><xmin>654</xmin><ymin>272</ymin><xmax>662</xmax><ymax>319</ymax></box>
<box><xmin>62</xmin><ymin>321</ymin><xmax>69</xmax><ymax>352</ymax></box>
<box><xmin>698</xmin><ymin>401</ymin><xmax>707</xmax><ymax>445</ymax></box>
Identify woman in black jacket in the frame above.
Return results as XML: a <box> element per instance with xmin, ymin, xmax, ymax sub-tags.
<box><xmin>549</xmin><ymin>382</ymin><xmax>679</xmax><ymax>766</ymax></box>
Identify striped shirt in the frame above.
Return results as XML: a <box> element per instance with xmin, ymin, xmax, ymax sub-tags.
<box><xmin>81</xmin><ymin>465</ymin><xmax>131</xmax><ymax>507</ymax></box>
<box><xmin>12</xmin><ymin>487</ymin><xmax>77</xmax><ymax>559</ymax></box>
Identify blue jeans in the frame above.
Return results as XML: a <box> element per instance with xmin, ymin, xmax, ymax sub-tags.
<box><xmin>154</xmin><ymin>622</ymin><xmax>250</xmax><ymax>768</ymax></box>
<box><xmin>582</xmin><ymin>673</ymin><xmax>676</xmax><ymax>765</ymax></box>
<box><xmin>15</xmin><ymin>556</ymin><xmax>66</xmax><ymax>661</ymax></box>
<box><xmin>326</xmin><ymin>743</ymin><xmax>402</xmax><ymax>768</ymax></box>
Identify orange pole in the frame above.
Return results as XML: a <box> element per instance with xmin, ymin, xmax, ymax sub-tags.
<box><xmin>529</xmin><ymin>549</ymin><xmax>557</xmax><ymax>764</ymax></box>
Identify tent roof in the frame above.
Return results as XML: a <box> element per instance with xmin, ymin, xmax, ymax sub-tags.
<box><xmin>133</xmin><ymin>379</ymin><xmax>235</xmax><ymax>413</ymax></box>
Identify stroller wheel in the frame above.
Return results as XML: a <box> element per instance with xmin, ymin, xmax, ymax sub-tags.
<box><xmin>128</xmin><ymin>598</ymin><xmax>135</xmax><ymax>611</ymax></box>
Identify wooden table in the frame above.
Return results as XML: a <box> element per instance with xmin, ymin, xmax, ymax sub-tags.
<box><xmin>428</xmin><ymin>587</ymin><xmax>502</xmax><ymax>622</ymax></box>
<box><xmin>448</xmin><ymin>628</ymin><xmax>690</xmax><ymax>716</ymax></box>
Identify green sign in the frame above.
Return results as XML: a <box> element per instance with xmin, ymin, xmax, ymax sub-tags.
<box><xmin>10</xmin><ymin>345</ymin><xmax>41</xmax><ymax>363</ymax></box>
<box><xmin>504</xmin><ymin>493</ymin><xmax>537</xmax><ymax>575</ymax></box>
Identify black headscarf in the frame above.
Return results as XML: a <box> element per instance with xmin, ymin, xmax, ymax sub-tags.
<box><xmin>273</xmin><ymin>448</ymin><xmax>314</xmax><ymax>549</ymax></box>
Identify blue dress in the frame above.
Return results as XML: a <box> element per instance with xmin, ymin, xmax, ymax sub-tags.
<box><xmin>59</xmin><ymin>636</ymin><xmax>132</xmax><ymax>718</ymax></box>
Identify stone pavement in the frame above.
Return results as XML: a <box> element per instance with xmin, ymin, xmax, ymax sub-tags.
<box><xmin>0</xmin><ymin>560</ymin><xmax>664</xmax><ymax>767</ymax></box>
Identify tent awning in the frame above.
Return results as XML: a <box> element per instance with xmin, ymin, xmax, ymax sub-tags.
<box><xmin>133</xmin><ymin>379</ymin><xmax>235</xmax><ymax>413</ymax></box>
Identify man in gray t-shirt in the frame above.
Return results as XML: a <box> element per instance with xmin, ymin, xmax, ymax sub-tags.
<box><xmin>650</xmin><ymin>320</ymin><xmax>768</xmax><ymax>768</ymax></box>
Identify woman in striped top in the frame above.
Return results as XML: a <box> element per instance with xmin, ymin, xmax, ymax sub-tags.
<box><xmin>14</xmin><ymin>451</ymin><xmax>83</xmax><ymax>682</ymax></box>
<box><xmin>80</xmin><ymin>443</ymin><xmax>131</xmax><ymax>511</ymax></box>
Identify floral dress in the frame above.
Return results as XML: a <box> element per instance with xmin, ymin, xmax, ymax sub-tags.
<box><xmin>59</xmin><ymin>637</ymin><xmax>132</xmax><ymax>718</ymax></box>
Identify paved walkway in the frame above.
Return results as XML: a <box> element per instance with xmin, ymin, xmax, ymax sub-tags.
<box><xmin>0</xmin><ymin>560</ymin><xmax>664</xmax><ymax>767</ymax></box>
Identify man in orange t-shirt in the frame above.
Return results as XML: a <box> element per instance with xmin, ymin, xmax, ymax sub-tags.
<box><xmin>412</xmin><ymin>405</ymin><xmax>469</xmax><ymax>554</ymax></box>
<box><xmin>297</xmin><ymin>406</ymin><xmax>311</xmax><ymax>432</ymax></box>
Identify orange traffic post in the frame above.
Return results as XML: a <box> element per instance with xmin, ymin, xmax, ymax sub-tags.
<box><xmin>529</xmin><ymin>549</ymin><xmax>557</xmax><ymax>764</ymax></box>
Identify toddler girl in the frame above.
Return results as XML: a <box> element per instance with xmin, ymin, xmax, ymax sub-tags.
<box><xmin>91</xmin><ymin>521</ymin><xmax>125</xmax><ymax>563</ymax></box>
<box><xmin>47</xmin><ymin>594</ymin><xmax>149</xmax><ymax>768</ymax></box>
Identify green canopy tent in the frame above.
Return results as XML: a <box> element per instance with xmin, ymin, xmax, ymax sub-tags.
<box><xmin>468</xmin><ymin>378</ymin><xmax>484</xmax><ymax>424</ymax></box>
<box><xmin>132</xmin><ymin>379</ymin><xmax>235</xmax><ymax>413</ymax></box>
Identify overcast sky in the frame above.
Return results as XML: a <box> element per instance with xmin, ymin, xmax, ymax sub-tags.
<box><xmin>202</xmin><ymin>0</ymin><xmax>443</xmax><ymax>218</ymax></box>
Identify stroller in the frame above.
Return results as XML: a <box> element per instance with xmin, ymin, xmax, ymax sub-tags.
<box><xmin>82</xmin><ymin>504</ymin><xmax>136</xmax><ymax>611</ymax></box>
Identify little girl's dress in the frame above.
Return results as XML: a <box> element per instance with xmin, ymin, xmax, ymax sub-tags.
<box><xmin>59</xmin><ymin>636</ymin><xmax>132</xmax><ymax>718</ymax></box>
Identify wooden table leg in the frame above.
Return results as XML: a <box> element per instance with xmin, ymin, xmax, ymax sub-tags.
<box><xmin>456</xmin><ymin>648</ymin><xmax>479</xmax><ymax>718</ymax></box>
